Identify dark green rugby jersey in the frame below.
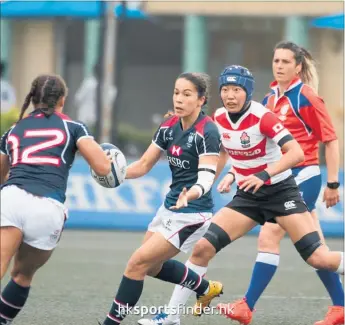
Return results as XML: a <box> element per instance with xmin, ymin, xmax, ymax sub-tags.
<box><xmin>152</xmin><ymin>111</ymin><xmax>221</xmax><ymax>213</ymax></box>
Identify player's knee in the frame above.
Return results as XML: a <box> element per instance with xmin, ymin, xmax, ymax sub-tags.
<box><xmin>126</xmin><ymin>253</ymin><xmax>149</xmax><ymax>276</ymax></box>
<box><xmin>191</xmin><ymin>238</ymin><xmax>215</xmax><ymax>262</ymax></box>
<box><xmin>202</xmin><ymin>223</ymin><xmax>231</xmax><ymax>254</ymax></box>
<box><xmin>258</xmin><ymin>225</ymin><xmax>284</xmax><ymax>254</ymax></box>
<box><xmin>147</xmin><ymin>262</ymin><xmax>163</xmax><ymax>277</ymax></box>
<box><xmin>310</xmin><ymin>211</ymin><xmax>318</xmax><ymax>223</ymax></box>
<box><xmin>304</xmin><ymin>244</ymin><xmax>338</xmax><ymax>271</ymax></box>
<box><xmin>294</xmin><ymin>231</ymin><xmax>324</xmax><ymax>266</ymax></box>
<box><xmin>257</xmin><ymin>224</ymin><xmax>284</xmax><ymax>252</ymax></box>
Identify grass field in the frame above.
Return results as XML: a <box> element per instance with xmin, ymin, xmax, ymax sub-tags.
<box><xmin>3</xmin><ymin>230</ymin><xmax>343</xmax><ymax>325</ymax></box>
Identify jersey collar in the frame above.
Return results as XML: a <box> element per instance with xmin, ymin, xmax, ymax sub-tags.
<box><xmin>224</xmin><ymin>103</ymin><xmax>252</xmax><ymax>129</ymax></box>
<box><xmin>270</xmin><ymin>77</ymin><xmax>302</xmax><ymax>96</ymax></box>
<box><xmin>178</xmin><ymin>110</ymin><xmax>205</xmax><ymax>132</ymax></box>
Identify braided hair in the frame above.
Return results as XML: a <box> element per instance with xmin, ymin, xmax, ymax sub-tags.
<box><xmin>18</xmin><ymin>75</ymin><xmax>68</xmax><ymax>121</ymax></box>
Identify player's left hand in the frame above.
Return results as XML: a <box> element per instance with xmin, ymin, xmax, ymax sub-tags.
<box><xmin>323</xmin><ymin>187</ymin><xmax>340</xmax><ymax>208</ymax></box>
<box><xmin>170</xmin><ymin>187</ymin><xmax>188</xmax><ymax>210</ymax></box>
<box><xmin>239</xmin><ymin>175</ymin><xmax>264</xmax><ymax>194</ymax></box>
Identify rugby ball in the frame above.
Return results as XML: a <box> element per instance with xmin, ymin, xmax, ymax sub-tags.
<box><xmin>90</xmin><ymin>143</ymin><xmax>127</xmax><ymax>188</ymax></box>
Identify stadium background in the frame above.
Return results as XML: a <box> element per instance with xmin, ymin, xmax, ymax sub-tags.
<box><xmin>0</xmin><ymin>2</ymin><xmax>344</xmax><ymax>324</ymax></box>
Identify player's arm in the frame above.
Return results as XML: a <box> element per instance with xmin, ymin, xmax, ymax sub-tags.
<box><xmin>184</xmin><ymin>154</ymin><xmax>220</xmax><ymax>203</ymax></box>
<box><xmin>0</xmin><ymin>128</ymin><xmax>11</xmax><ymax>184</ymax></box>
<box><xmin>324</xmin><ymin>139</ymin><xmax>339</xmax><ymax>183</ymax></box>
<box><xmin>240</xmin><ymin>113</ymin><xmax>304</xmax><ymax>193</ymax></box>
<box><xmin>70</xmin><ymin>121</ymin><xmax>111</xmax><ymax>177</ymax></box>
<box><xmin>299</xmin><ymin>88</ymin><xmax>338</xmax><ymax>181</ymax></box>
<box><xmin>125</xmin><ymin>143</ymin><xmax>162</xmax><ymax>179</ymax></box>
<box><xmin>214</xmin><ymin>146</ymin><xmax>236</xmax><ymax>193</ymax></box>
<box><xmin>265</xmin><ymin>139</ymin><xmax>304</xmax><ymax>178</ymax></box>
<box><xmin>77</xmin><ymin>138</ymin><xmax>111</xmax><ymax>176</ymax></box>
<box><xmin>261</xmin><ymin>112</ymin><xmax>304</xmax><ymax>178</ymax></box>
<box><xmin>323</xmin><ymin>139</ymin><xmax>340</xmax><ymax>207</ymax></box>
<box><xmin>0</xmin><ymin>154</ymin><xmax>10</xmax><ymax>185</ymax></box>
<box><xmin>215</xmin><ymin>145</ymin><xmax>229</xmax><ymax>180</ymax></box>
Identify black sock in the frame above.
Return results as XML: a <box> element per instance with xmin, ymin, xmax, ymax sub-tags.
<box><xmin>103</xmin><ymin>276</ymin><xmax>144</xmax><ymax>325</ymax></box>
<box><xmin>154</xmin><ymin>259</ymin><xmax>209</xmax><ymax>295</ymax></box>
<box><xmin>0</xmin><ymin>279</ymin><xmax>30</xmax><ymax>324</ymax></box>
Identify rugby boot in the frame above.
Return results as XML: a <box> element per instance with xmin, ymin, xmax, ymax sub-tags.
<box><xmin>192</xmin><ymin>280</ymin><xmax>223</xmax><ymax>316</ymax></box>
<box><xmin>314</xmin><ymin>306</ymin><xmax>344</xmax><ymax>325</ymax></box>
<box><xmin>217</xmin><ymin>298</ymin><xmax>253</xmax><ymax>325</ymax></box>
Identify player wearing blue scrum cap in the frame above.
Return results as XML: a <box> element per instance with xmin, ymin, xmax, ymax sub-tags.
<box><xmin>194</xmin><ymin>65</ymin><xmax>344</xmax><ymax>319</ymax></box>
<box><xmin>226</xmin><ymin>42</ymin><xmax>343</xmax><ymax>325</ymax></box>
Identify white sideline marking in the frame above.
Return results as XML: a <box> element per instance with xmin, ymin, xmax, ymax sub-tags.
<box><xmin>232</xmin><ymin>294</ymin><xmax>329</xmax><ymax>300</ymax></box>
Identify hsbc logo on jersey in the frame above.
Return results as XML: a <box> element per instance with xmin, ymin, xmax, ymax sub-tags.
<box><xmin>167</xmin><ymin>156</ymin><xmax>190</xmax><ymax>169</ymax></box>
<box><xmin>169</xmin><ymin>145</ymin><xmax>183</xmax><ymax>157</ymax></box>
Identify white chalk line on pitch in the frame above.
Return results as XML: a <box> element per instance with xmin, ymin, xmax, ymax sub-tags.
<box><xmin>232</xmin><ymin>295</ymin><xmax>329</xmax><ymax>300</ymax></box>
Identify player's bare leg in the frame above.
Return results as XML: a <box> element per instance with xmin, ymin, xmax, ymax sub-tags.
<box><xmin>190</xmin><ymin>208</ymin><xmax>257</xmax><ymax>316</ymax></box>
<box><xmin>276</xmin><ymin>212</ymin><xmax>343</xmax><ymax>272</ymax></box>
<box><xmin>0</xmin><ymin>242</ymin><xmax>53</xmax><ymax>324</ymax></box>
<box><xmin>0</xmin><ymin>226</ymin><xmax>22</xmax><ymax>279</ymax></box>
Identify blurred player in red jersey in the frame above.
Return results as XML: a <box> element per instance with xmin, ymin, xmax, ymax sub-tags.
<box><xmin>226</xmin><ymin>42</ymin><xmax>344</xmax><ymax>325</ymax></box>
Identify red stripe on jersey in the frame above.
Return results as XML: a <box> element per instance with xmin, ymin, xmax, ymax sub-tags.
<box><xmin>215</xmin><ymin>112</ymin><xmax>260</xmax><ymax>131</ymax></box>
<box><xmin>238</xmin><ymin>114</ymin><xmax>260</xmax><ymax>131</ymax></box>
<box><xmin>224</xmin><ymin>138</ymin><xmax>267</xmax><ymax>161</ymax></box>
<box><xmin>195</xmin><ymin>116</ymin><xmax>212</xmax><ymax>136</ymax></box>
<box><xmin>55</xmin><ymin>112</ymin><xmax>72</xmax><ymax>121</ymax></box>
<box><xmin>161</xmin><ymin>115</ymin><xmax>179</xmax><ymax>128</ymax></box>
<box><xmin>215</xmin><ymin>112</ymin><xmax>232</xmax><ymax>130</ymax></box>
<box><xmin>234</xmin><ymin>163</ymin><xmax>268</xmax><ymax>176</ymax></box>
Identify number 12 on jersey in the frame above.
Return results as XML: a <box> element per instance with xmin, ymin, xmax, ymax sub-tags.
<box><xmin>7</xmin><ymin>129</ymin><xmax>66</xmax><ymax>166</ymax></box>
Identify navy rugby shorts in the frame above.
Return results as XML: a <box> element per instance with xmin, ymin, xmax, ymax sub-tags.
<box><xmin>226</xmin><ymin>175</ymin><xmax>308</xmax><ymax>225</ymax></box>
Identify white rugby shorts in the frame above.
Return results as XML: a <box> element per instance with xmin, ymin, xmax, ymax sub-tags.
<box><xmin>1</xmin><ymin>185</ymin><xmax>67</xmax><ymax>250</ymax></box>
<box><xmin>148</xmin><ymin>205</ymin><xmax>212</xmax><ymax>253</ymax></box>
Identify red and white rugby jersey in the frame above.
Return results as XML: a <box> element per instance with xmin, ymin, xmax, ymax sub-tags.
<box><xmin>263</xmin><ymin>78</ymin><xmax>337</xmax><ymax>167</ymax></box>
<box><xmin>213</xmin><ymin>101</ymin><xmax>292</xmax><ymax>185</ymax></box>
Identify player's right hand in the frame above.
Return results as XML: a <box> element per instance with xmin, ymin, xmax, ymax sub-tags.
<box><xmin>170</xmin><ymin>187</ymin><xmax>188</xmax><ymax>210</ymax></box>
<box><xmin>217</xmin><ymin>173</ymin><xmax>235</xmax><ymax>193</ymax></box>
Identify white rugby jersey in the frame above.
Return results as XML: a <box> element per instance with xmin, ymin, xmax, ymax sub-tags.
<box><xmin>213</xmin><ymin>101</ymin><xmax>292</xmax><ymax>185</ymax></box>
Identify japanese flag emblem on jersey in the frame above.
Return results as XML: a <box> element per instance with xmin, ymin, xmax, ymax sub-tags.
<box><xmin>272</xmin><ymin>122</ymin><xmax>284</xmax><ymax>133</ymax></box>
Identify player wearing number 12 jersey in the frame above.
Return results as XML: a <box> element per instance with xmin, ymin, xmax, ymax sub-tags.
<box><xmin>0</xmin><ymin>74</ymin><xmax>112</xmax><ymax>325</ymax></box>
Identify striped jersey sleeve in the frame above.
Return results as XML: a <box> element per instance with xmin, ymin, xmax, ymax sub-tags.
<box><xmin>67</xmin><ymin>120</ymin><xmax>94</xmax><ymax>143</ymax></box>
<box><xmin>152</xmin><ymin>124</ymin><xmax>168</xmax><ymax>151</ymax></box>
<box><xmin>152</xmin><ymin>116</ymin><xmax>179</xmax><ymax>151</ymax></box>
<box><xmin>197</xmin><ymin>120</ymin><xmax>221</xmax><ymax>156</ymax></box>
